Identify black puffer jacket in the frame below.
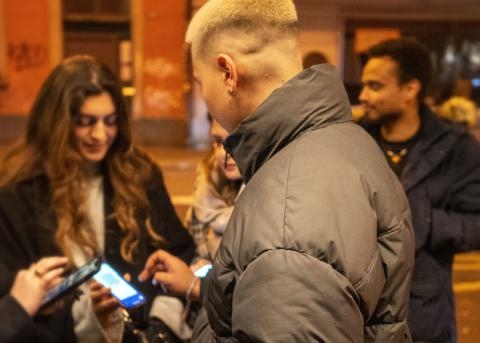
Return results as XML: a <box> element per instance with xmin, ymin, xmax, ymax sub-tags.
<box><xmin>192</xmin><ymin>64</ymin><xmax>415</xmax><ymax>342</ymax></box>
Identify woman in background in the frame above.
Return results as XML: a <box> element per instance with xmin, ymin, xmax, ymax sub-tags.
<box><xmin>186</xmin><ymin>118</ymin><xmax>242</xmax><ymax>261</ymax></box>
<box><xmin>0</xmin><ymin>55</ymin><xmax>195</xmax><ymax>342</ymax></box>
<box><xmin>438</xmin><ymin>96</ymin><xmax>477</xmax><ymax>128</ymax></box>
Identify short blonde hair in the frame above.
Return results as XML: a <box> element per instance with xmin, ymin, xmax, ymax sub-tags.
<box><xmin>186</xmin><ymin>0</ymin><xmax>298</xmax><ymax>57</ymax></box>
<box><xmin>439</xmin><ymin>96</ymin><xmax>477</xmax><ymax>127</ymax></box>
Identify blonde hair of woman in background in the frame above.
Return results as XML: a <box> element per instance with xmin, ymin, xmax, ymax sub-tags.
<box><xmin>186</xmin><ymin>117</ymin><xmax>243</xmax><ymax>261</ymax></box>
<box><xmin>438</xmin><ymin>96</ymin><xmax>478</xmax><ymax>127</ymax></box>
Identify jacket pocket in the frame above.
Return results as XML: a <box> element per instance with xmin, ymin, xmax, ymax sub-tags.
<box><xmin>409</xmin><ymin>276</ymin><xmax>450</xmax><ymax>341</ymax></box>
<box><xmin>407</xmin><ymin>186</ymin><xmax>432</xmax><ymax>252</ymax></box>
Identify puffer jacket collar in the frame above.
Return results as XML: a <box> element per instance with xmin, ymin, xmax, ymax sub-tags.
<box><xmin>224</xmin><ymin>64</ymin><xmax>353</xmax><ymax>183</ymax></box>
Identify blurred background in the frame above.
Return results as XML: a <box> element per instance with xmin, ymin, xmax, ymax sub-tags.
<box><xmin>2</xmin><ymin>0</ymin><xmax>480</xmax><ymax>147</ymax></box>
<box><xmin>0</xmin><ymin>1</ymin><xmax>480</xmax><ymax>341</ymax></box>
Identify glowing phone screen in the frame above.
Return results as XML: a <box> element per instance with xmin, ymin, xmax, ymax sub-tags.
<box><xmin>93</xmin><ymin>262</ymin><xmax>145</xmax><ymax>308</ymax></box>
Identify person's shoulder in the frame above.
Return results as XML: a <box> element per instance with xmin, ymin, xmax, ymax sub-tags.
<box><xmin>0</xmin><ymin>175</ymin><xmax>47</xmax><ymax>199</ymax></box>
<box><xmin>147</xmin><ymin>162</ymin><xmax>165</xmax><ymax>187</ymax></box>
<box><xmin>0</xmin><ymin>175</ymin><xmax>47</xmax><ymax>215</ymax></box>
<box><xmin>437</xmin><ymin>115</ymin><xmax>467</xmax><ymax>136</ymax></box>
<box><xmin>455</xmin><ymin>126</ymin><xmax>480</xmax><ymax>158</ymax></box>
<box><xmin>130</xmin><ymin>149</ymin><xmax>165</xmax><ymax>191</ymax></box>
<box><xmin>423</xmin><ymin>105</ymin><xmax>465</xmax><ymax>136</ymax></box>
<box><xmin>434</xmin><ymin>113</ymin><xmax>480</xmax><ymax>147</ymax></box>
<box><xmin>429</xmin><ymin>113</ymin><xmax>480</xmax><ymax>162</ymax></box>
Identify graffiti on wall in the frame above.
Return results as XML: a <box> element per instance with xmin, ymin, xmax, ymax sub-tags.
<box><xmin>143</xmin><ymin>57</ymin><xmax>183</xmax><ymax>114</ymax></box>
<box><xmin>144</xmin><ymin>57</ymin><xmax>178</xmax><ymax>79</ymax></box>
<box><xmin>8</xmin><ymin>42</ymin><xmax>47</xmax><ymax>71</ymax></box>
<box><xmin>144</xmin><ymin>86</ymin><xmax>182</xmax><ymax>113</ymax></box>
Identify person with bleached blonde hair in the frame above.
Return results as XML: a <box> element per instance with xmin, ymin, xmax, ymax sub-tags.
<box><xmin>439</xmin><ymin>96</ymin><xmax>477</xmax><ymax>128</ymax></box>
<box><xmin>140</xmin><ymin>1</ymin><xmax>415</xmax><ymax>342</ymax></box>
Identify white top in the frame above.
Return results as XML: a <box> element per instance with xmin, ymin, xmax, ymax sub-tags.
<box><xmin>68</xmin><ymin>175</ymin><xmax>191</xmax><ymax>341</ymax></box>
<box><xmin>68</xmin><ymin>175</ymin><xmax>124</xmax><ymax>343</ymax></box>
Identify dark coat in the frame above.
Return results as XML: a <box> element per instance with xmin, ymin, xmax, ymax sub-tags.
<box><xmin>0</xmin><ymin>295</ymin><xmax>36</xmax><ymax>343</ymax></box>
<box><xmin>362</xmin><ymin>105</ymin><xmax>480</xmax><ymax>342</ymax></box>
<box><xmin>0</xmin><ymin>165</ymin><xmax>195</xmax><ymax>343</ymax></box>
<box><xmin>193</xmin><ymin>64</ymin><xmax>415</xmax><ymax>342</ymax></box>
<box><xmin>0</xmin><ymin>258</ymin><xmax>37</xmax><ymax>343</ymax></box>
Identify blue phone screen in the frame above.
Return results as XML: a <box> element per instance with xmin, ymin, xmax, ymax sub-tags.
<box><xmin>93</xmin><ymin>263</ymin><xmax>146</xmax><ymax>308</ymax></box>
<box><xmin>194</xmin><ymin>263</ymin><xmax>212</xmax><ymax>278</ymax></box>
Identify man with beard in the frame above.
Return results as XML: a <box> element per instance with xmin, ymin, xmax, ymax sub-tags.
<box><xmin>359</xmin><ymin>37</ymin><xmax>480</xmax><ymax>343</ymax></box>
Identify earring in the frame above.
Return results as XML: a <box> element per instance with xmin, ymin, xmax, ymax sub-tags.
<box><xmin>227</xmin><ymin>89</ymin><xmax>234</xmax><ymax>96</ymax></box>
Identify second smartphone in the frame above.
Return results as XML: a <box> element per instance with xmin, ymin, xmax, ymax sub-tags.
<box><xmin>93</xmin><ymin>262</ymin><xmax>146</xmax><ymax>309</ymax></box>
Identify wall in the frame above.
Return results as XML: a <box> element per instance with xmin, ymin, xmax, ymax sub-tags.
<box><xmin>0</xmin><ymin>0</ymin><xmax>61</xmax><ymax>141</ymax></box>
<box><xmin>0</xmin><ymin>0</ymin><xmax>61</xmax><ymax>116</ymax></box>
<box><xmin>131</xmin><ymin>0</ymin><xmax>188</xmax><ymax>145</ymax></box>
<box><xmin>1</xmin><ymin>0</ymin><xmax>480</xmax><ymax>144</ymax></box>
<box><xmin>297</xmin><ymin>4</ymin><xmax>343</xmax><ymax>70</ymax></box>
<box><xmin>296</xmin><ymin>0</ymin><xmax>480</xmax><ymax>76</ymax></box>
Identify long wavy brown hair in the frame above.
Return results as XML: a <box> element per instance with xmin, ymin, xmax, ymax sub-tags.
<box><xmin>0</xmin><ymin>55</ymin><xmax>162</xmax><ymax>263</ymax></box>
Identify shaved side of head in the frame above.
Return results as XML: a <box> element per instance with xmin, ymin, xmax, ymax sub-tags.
<box><xmin>186</xmin><ymin>0</ymin><xmax>300</xmax><ymax>82</ymax></box>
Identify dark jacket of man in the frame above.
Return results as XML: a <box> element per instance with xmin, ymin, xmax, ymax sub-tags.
<box><xmin>0</xmin><ymin>166</ymin><xmax>195</xmax><ymax>342</ymax></box>
<box><xmin>192</xmin><ymin>64</ymin><xmax>415</xmax><ymax>342</ymax></box>
<box><xmin>362</xmin><ymin>105</ymin><xmax>480</xmax><ymax>342</ymax></box>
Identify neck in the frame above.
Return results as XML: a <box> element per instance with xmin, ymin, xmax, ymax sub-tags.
<box><xmin>85</xmin><ymin>161</ymin><xmax>103</xmax><ymax>177</ymax></box>
<box><xmin>241</xmin><ymin>64</ymin><xmax>302</xmax><ymax>125</ymax></box>
<box><xmin>381</xmin><ymin>105</ymin><xmax>421</xmax><ymax>142</ymax></box>
<box><xmin>230</xmin><ymin>44</ymin><xmax>303</xmax><ymax>131</ymax></box>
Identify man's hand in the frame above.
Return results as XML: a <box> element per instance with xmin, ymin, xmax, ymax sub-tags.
<box><xmin>139</xmin><ymin>250</ymin><xmax>200</xmax><ymax>300</ymax></box>
<box><xmin>10</xmin><ymin>256</ymin><xmax>68</xmax><ymax>317</ymax></box>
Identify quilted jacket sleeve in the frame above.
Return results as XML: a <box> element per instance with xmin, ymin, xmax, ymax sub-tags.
<box><xmin>193</xmin><ymin>249</ymin><xmax>365</xmax><ymax>342</ymax></box>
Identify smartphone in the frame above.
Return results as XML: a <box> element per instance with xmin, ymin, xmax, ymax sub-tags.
<box><xmin>93</xmin><ymin>262</ymin><xmax>146</xmax><ymax>309</ymax></box>
<box><xmin>194</xmin><ymin>263</ymin><xmax>212</xmax><ymax>278</ymax></box>
<box><xmin>41</xmin><ymin>258</ymin><xmax>101</xmax><ymax>308</ymax></box>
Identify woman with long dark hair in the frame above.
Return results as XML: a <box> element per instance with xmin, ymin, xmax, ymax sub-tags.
<box><xmin>0</xmin><ymin>55</ymin><xmax>195</xmax><ymax>342</ymax></box>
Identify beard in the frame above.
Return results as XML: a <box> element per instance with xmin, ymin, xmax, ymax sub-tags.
<box><xmin>363</xmin><ymin>106</ymin><xmax>403</xmax><ymax>126</ymax></box>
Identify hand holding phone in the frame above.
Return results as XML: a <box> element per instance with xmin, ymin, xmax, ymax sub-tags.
<box><xmin>11</xmin><ymin>256</ymin><xmax>68</xmax><ymax>316</ymax></box>
<box><xmin>40</xmin><ymin>258</ymin><xmax>101</xmax><ymax>309</ymax></box>
<box><xmin>89</xmin><ymin>279</ymin><xmax>122</xmax><ymax>328</ymax></box>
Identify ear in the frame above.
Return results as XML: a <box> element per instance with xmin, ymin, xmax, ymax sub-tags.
<box><xmin>403</xmin><ymin>79</ymin><xmax>421</xmax><ymax>101</ymax></box>
<box><xmin>216</xmin><ymin>54</ymin><xmax>238</xmax><ymax>95</ymax></box>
